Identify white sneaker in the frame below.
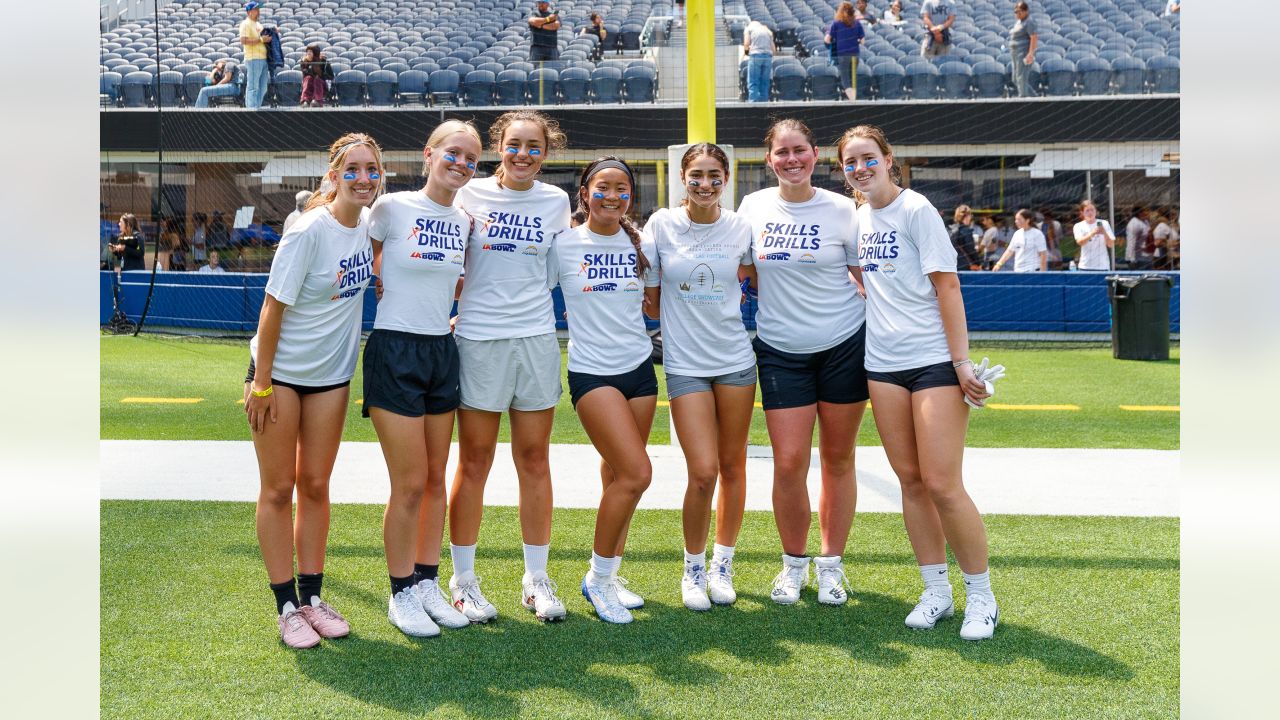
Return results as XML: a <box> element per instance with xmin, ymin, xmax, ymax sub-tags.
<box><xmin>413</xmin><ymin>576</ymin><xmax>470</xmax><ymax>629</ymax></box>
<box><xmin>960</xmin><ymin>593</ymin><xmax>999</xmax><ymax>641</ymax></box>
<box><xmin>770</xmin><ymin>554</ymin><xmax>810</xmax><ymax>605</ymax></box>
<box><xmin>904</xmin><ymin>587</ymin><xmax>955</xmax><ymax>629</ymax></box>
<box><xmin>581</xmin><ymin>573</ymin><xmax>633</xmax><ymax>624</ymax></box>
<box><xmin>388</xmin><ymin>588</ymin><xmax>440</xmax><ymax>637</ymax></box>
<box><xmin>521</xmin><ymin>572</ymin><xmax>568</xmax><ymax>622</ymax></box>
<box><xmin>708</xmin><ymin>556</ymin><xmax>737</xmax><ymax>605</ymax></box>
<box><xmin>681</xmin><ymin>564</ymin><xmax>711</xmax><ymax>612</ymax></box>
<box><xmin>814</xmin><ymin>556</ymin><xmax>851</xmax><ymax>605</ymax></box>
<box><xmin>449</xmin><ymin>571</ymin><xmax>498</xmax><ymax>623</ymax></box>
<box><xmin>613</xmin><ymin>576</ymin><xmax>644</xmax><ymax>610</ymax></box>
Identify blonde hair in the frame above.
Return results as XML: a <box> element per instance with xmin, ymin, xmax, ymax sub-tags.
<box><xmin>304</xmin><ymin>132</ymin><xmax>385</xmax><ymax>211</ymax></box>
<box><xmin>488</xmin><ymin>110</ymin><xmax>567</xmax><ymax>186</ymax></box>
<box><xmin>422</xmin><ymin>119</ymin><xmax>483</xmax><ymax>175</ymax></box>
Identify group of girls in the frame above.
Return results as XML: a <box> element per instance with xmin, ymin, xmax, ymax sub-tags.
<box><xmin>243</xmin><ymin>111</ymin><xmax>999</xmax><ymax>649</ymax></box>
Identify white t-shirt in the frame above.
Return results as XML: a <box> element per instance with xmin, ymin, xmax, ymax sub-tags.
<box><xmin>1152</xmin><ymin>221</ymin><xmax>1178</xmax><ymax>259</ymax></box>
<box><xmin>1073</xmin><ymin>219</ymin><xmax>1114</xmax><ymax>270</ymax></box>
<box><xmin>736</xmin><ymin>186</ymin><xmax>864</xmax><ymax>353</ymax></box>
<box><xmin>548</xmin><ymin>225</ymin><xmax>656</xmax><ymax>374</ymax></box>
<box><xmin>1008</xmin><ymin>227</ymin><xmax>1047</xmax><ymax>272</ymax></box>
<box><xmin>197</xmin><ymin>264</ymin><xmax>225</xmax><ymax>274</ymax></box>
<box><xmin>368</xmin><ymin>190</ymin><xmax>471</xmax><ymax>336</ymax></box>
<box><xmin>644</xmin><ymin>207</ymin><xmax>755</xmax><ymax>377</ymax></box>
<box><xmin>455</xmin><ymin>176</ymin><xmax>571</xmax><ymax>340</ymax></box>
<box><xmin>249</xmin><ymin>206</ymin><xmax>372</xmax><ymax>385</ymax></box>
<box><xmin>283</xmin><ymin>209</ymin><xmax>302</xmax><ymax>234</ymax></box>
<box><xmin>856</xmin><ymin>189</ymin><xmax>956</xmax><ymax>372</ymax></box>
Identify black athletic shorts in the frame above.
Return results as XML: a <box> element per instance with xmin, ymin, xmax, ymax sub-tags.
<box><xmin>753</xmin><ymin>325</ymin><xmax>869</xmax><ymax>410</ymax></box>
<box><xmin>567</xmin><ymin>360</ymin><xmax>659</xmax><ymax>408</ymax></box>
<box><xmin>866</xmin><ymin>360</ymin><xmax>960</xmax><ymax>393</ymax></box>
<box><xmin>245</xmin><ymin>358</ymin><xmax>350</xmax><ymax>396</ymax></box>
<box><xmin>361</xmin><ymin>329</ymin><xmax>460</xmax><ymax>417</ymax></box>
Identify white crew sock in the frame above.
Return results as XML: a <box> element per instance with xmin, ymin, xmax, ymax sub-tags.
<box><xmin>712</xmin><ymin>543</ymin><xmax>736</xmax><ymax>562</ymax></box>
<box><xmin>684</xmin><ymin>549</ymin><xmax>706</xmax><ymax>569</ymax></box>
<box><xmin>523</xmin><ymin>543</ymin><xmax>550</xmax><ymax>580</ymax></box>
<box><xmin>450</xmin><ymin>543</ymin><xmax>476</xmax><ymax>578</ymax></box>
<box><xmin>589</xmin><ymin>552</ymin><xmax>620</xmax><ymax>585</ymax></box>
<box><xmin>920</xmin><ymin>563</ymin><xmax>950</xmax><ymax>591</ymax></box>
<box><xmin>962</xmin><ymin>569</ymin><xmax>993</xmax><ymax>598</ymax></box>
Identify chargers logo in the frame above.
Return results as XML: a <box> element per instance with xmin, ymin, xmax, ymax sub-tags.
<box><xmin>451</xmin><ymin>254</ymin><xmax>464</xmax><ymax>264</ymax></box>
<box><xmin>522</xmin><ymin>246</ymin><xmax>538</xmax><ymax>256</ymax></box>
<box><xmin>862</xmin><ymin>263</ymin><xmax>879</xmax><ymax>272</ymax></box>
<box><xmin>624</xmin><ymin>281</ymin><xmax>639</xmax><ymax>292</ymax></box>
<box><xmin>411</xmin><ymin>251</ymin><xmax>445</xmax><ymax>261</ymax></box>
<box><xmin>881</xmin><ymin>262</ymin><xmax>897</xmax><ymax>276</ymax></box>
<box><xmin>584</xmin><ymin>282</ymin><xmax>617</xmax><ymax>292</ymax></box>
<box><xmin>798</xmin><ymin>253</ymin><xmax>816</xmax><ymax>263</ymax></box>
<box><xmin>759</xmin><ymin>252</ymin><xmax>791</xmax><ymax>261</ymax></box>
<box><xmin>484</xmin><ymin>242</ymin><xmax>517</xmax><ymax>252</ymax></box>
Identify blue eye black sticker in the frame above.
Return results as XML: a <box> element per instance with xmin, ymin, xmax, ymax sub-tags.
<box><xmin>844</xmin><ymin>165</ymin><xmax>856</xmax><ymax>173</ymax></box>
<box><xmin>710</xmin><ymin>179</ymin><xmax>723</xmax><ymax>187</ymax></box>
<box><xmin>369</xmin><ymin>172</ymin><xmax>380</xmax><ymax>181</ymax></box>
<box><xmin>592</xmin><ymin>192</ymin><xmax>605</xmax><ymax>199</ymax></box>
<box><xmin>505</xmin><ymin>147</ymin><xmax>518</xmax><ymax>154</ymax></box>
<box><xmin>687</xmin><ymin>179</ymin><xmax>701</xmax><ymax>187</ymax></box>
<box><xmin>444</xmin><ymin>154</ymin><xmax>456</xmax><ymax>164</ymax></box>
<box><xmin>343</xmin><ymin>172</ymin><xmax>357</xmax><ymax>181</ymax></box>
<box><xmin>529</xmin><ymin>148</ymin><xmax>542</xmax><ymax>156</ymax></box>
<box><xmin>866</xmin><ymin>159</ymin><xmax>879</xmax><ymax>167</ymax></box>
<box><xmin>620</xmin><ymin>193</ymin><xmax>630</xmax><ymax>200</ymax></box>
<box><xmin>465</xmin><ymin>161</ymin><xmax>476</xmax><ymax>170</ymax></box>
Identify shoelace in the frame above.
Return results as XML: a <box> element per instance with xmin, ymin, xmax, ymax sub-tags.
<box><xmin>686</xmin><ymin>565</ymin><xmax>708</xmax><ymax>589</ymax></box>
<box><xmin>284</xmin><ymin>610</ymin><xmax>309</xmax><ymax>631</ymax></box>
<box><xmin>462</xmin><ymin>577</ymin><xmax>491</xmax><ymax>607</ymax></box>
<box><xmin>710</xmin><ymin>559</ymin><xmax>735</xmax><ymax>579</ymax></box>
<box><xmin>772</xmin><ymin>566</ymin><xmax>805</xmax><ymax>592</ymax></box>
<box><xmin>418</xmin><ymin>581</ymin><xmax>448</xmax><ymax>608</ymax></box>
<box><xmin>965</xmin><ymin>594</ymin><xmax>996</xmax><ymax>622</ymax></box>
<box><xmin>817</xmin><ymin>565</ymin><xmax>851</xmax><ymax>592</ymax></box>
<box><xmin>314</xmin><ymin>602</ymin><xmax>344</xmax><ymax>621</ymax></box>
<box><xmin>532</xmin><ymin>576</ymin><xmax>560</xmax><ymax>603</ymax></box>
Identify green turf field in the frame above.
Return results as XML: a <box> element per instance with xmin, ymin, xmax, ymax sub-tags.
<box><xmin>101</xmin><ymin>335</ymin><xmax>1179</xmax><ymax>449</ymax></box>
<box><xmin>100</xmin><ymin>501</ymin><xmax>1178</xmax><ymax>720</ymax></box>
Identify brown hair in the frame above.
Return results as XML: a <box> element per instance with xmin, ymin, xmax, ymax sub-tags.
<box><xmin>1079</xmin><ymin>199</ymin><xmax>1097</xmax><ymax>214</ymax></box>
<box><xmin>836</xmin><ymin>2</ymin><xmax>856</xmax><ymax>25</ymax></box>
<box><xmin>1015</xmin><ymin>2</ymin><xmax>1030</xmax><ymax>12</ymax></box>
<box><xmin>763</xmin><ymin>118</ymin><xmax>817</xmax><ymax>154</ymax></box>
<box><xmin>1016</xmin><ymin>208</ymin><xmax>1035</xmax><ymax>223</ymax></box>
<box><xmin>953</xmin><ymin>204</ymin><xmax>972</xmax><ymax>223</ymax></box>
<box><xmin>119</xmin><ymin>213</ymin><xmax>141</xmax><ymax>237</ymax></box>
<box><xmin>571</xmin><ymin>156</ymin><xmax>650</xmax><ymax>278</ymax></box>
<box><xmin>835</xmin><ymin>124</ymin><xmax>903</xmax><ymax>189</ymax></box>
<box><xmin>679</xmin><ymin>143</ymin><xmax>730</xmax><ymax>207</ymax></box>
<box><xmin>489</xmin><ymin>110</ymin><xmax>567</xmax><ymax>186</ymax></box>
<box><xmin>304</xmin><ymin>132</ymin><xmax>386</xmax><ymax>211</ymax></box>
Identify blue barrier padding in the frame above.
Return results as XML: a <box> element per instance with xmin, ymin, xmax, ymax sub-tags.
<box><xmin>101</xmin><ymin>270</ymin><xmax>1178</xmax><ymax>334</ymax></box>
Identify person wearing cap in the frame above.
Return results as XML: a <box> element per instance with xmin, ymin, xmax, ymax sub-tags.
<box><xmin>527</xmin><ymin>1</ymin><xmax>561</xmax><ymax>63</ymax></box>
<box><xmin>240</xmin><ymin>2</ymin><xmax>271</xmax><ymax>109</ymax></box>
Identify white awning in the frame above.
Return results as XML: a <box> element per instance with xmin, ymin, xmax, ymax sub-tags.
<box><xmin>1018</xmin><ymin>143</ymin><xmax>1179</xmax><ymax>178</ymax></box>
<box><xmin>251</xmin><ymin>155</ymin><xmax>397</xmax><ymax>184</ymax></box>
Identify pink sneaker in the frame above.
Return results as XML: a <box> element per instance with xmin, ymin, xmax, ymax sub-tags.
<box><xmin>278</xmin><ymin>608</ymin><xmax>321</xmax><ymax>649</ymax></box>
<box><xmin>299</xmin><ymin>600</ymin><xmax>350</xmax><ymax>639</ymax></box>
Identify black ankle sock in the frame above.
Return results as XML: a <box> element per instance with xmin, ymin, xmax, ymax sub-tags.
<box><xmin>413</xmin><ymin>563</ymin><xmax>438</xmax><ymax>584</ymax></box>
<box><xmin>270</xmin><ymin>579</ymin><xmax>300</xmax><ymax>614</ymax></box>
<box><xmin>297</xmin><ymin>572</ymin><xmax>324</xmax><ymax>606</ymax></box>
<box><xmin>391</xmin><ymin>574</ymin><xmax>415</xmax><ymax>596</ymax></box>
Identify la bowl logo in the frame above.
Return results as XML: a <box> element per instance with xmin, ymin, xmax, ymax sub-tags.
<box><xmin>411</xmin><ymin>251</ymin><xmax>445</xmax><ymax>261</ymax></box>
<box><xmin>759</xmin><ymin>252</ymin><xmax>791</xmax><ymax>261</ymax></box>
<box><xmin>861</xmin><ymin>262</ymin><xmax>879</xmax><ymax>272</ymax></box>
<box><xmin>484</xmin><ymin>242</ymin><xmax>517</xmax><ymax>252</ymax></box>
<box><xmin>584</xmin><ymin>282</ymin><xmax>617</xmax><ymax>292</ymax></box>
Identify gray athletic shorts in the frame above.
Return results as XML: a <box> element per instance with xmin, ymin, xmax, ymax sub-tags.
<box><xmin>665</xmin><ymin>366</ymin><xmax>757</xmax><ymax>401</ymax></box>
<box><xmin>456</xmin><ymin>333</ymin><xmax>562</xmax><ymax>412</ymax></box>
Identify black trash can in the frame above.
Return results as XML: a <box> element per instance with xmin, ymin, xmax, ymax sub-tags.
<box><xmin>1107</xmin><ymin>274</ymin><xmax>1172</xmax><ymax>361</ymax></box>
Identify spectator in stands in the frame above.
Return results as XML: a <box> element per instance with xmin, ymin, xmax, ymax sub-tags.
<box><xmin>110</xmin><ymin>213</ymin><xmax>146</xmax><ymax>271</ymax></box>
<box><xmin>883</xmin><ymin>1</ymin><xmax>907</xmax><ymax>28</ymax></box>
<box><xmin>528</xmin><ymin>1</ymin><xmax>562</xmax><ymax>63</ymax></box>
<box><xmin>826</xmin><ymin>2</ymin><xmax>866</xmax><ymax>101</ymax></box>
<box><xmin>855</xmin><ymin>0</ymin><xmax>878</xmax><ymax>25</ymax></box>
<box><xmin>284</xmin><ymin>190</ymin><xmax>311</xmax><ymax>234</ymax></box>
<box><xmin>299</xmin><ymin>45</ymin><xmax>332</xmax><ymax>108</ymax></box>
<box><xmin>209</xmin><ymin>210</ymin><xmax>230</xmax><ymax>249</ymax></box>
<box><xmin>1124</xmin><ymin>205</ymin><xmax>1152</xmax><ymax>269</ymax></box>
<box><xmin>1164</xmin><ymin>1</ymin><xmax>1180</xmax><ymax>16</ymax></box>
<box><xmin>159</xmin><ymin>218</ymin><xmax>184</xmax><ymax>271</ymax></box>
<box><xmin>191</xmin><ymin>212</ymin><xmax>209</xmax><ymax>266</ymax></box>
<box><xmin>581</xmin><ymin>13</ymin><xmax>607</xmax><ymax>63</ymax></box>
<box><xmin>949</xmin><ymin>205</ymin><xmax>982</xmax><ymax>270</ymax></box>
<box><xmin>1008</xmin><ymin>2</ymin><xmax>1039</xmax><ymax>97</ymax></box>
<box><xmin>920</xmin><ymin>1</ymin><xmax>955</xmax><ymax>57</ymax></box>
<box><xmin>240</xmin><ymin>2</ymin><xmax>270</xmax><ymax>110</ymax></box>
<box><xmin>743</xmin><ymin>20</ymin><xmax>776</xmax><ymax>102</ymax></box>
<box><xmin>1040</xmin><ymin>207</ymin><xmax>1063</xmax><ymax>269</ymax></box>
<box><xmin>993</xmin><ymin>208</ymin><xmax>1047</xmax><ymax>272</ymax></box>
<box><xmin>193</xmin><ymin>59</ymin><xmax>238</xmax><ymax>108</ymax></box>
<box><xmin>198</xmin><ymin>250</ymin><xmax>227</xmax><ymax>274</ymax></box>
<box><xmin>1073</xmin><ymin>199</ymin><xmax>1115</xmax><ymax>271</ymax></box>
<box><xmin>1151</xmin><ymin>209</ymin><xmax>1178</xmax><ymax>270</ymax></box>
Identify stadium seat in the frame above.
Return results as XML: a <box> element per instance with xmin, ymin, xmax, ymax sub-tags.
<box><xmin>382</xmin><ymin>62</ymin><xmax>410</xmax><ymax>75</ymax></box>
<box><xmin>397</xmin><ymin>70</ymin><xmax>429</xmax><ymax>106</ymax></box>
<box><xmin>496</xmin><ymin>69</ymin><xmax>527</xmax><ymax>105</ymax></box>
<box><xmin>559</xmin><ymin>66</ymin><xmax>590</xmax><ymax>104</ymax></box>
<box><xmin>366</xmin><ymin>69</ymin><xmax>398</xmax><ymax>106</ymax></box>
<box><xmin>1147</xmin><ymin>54</ymin><xmax>1179</xmax><ymax>93</ymax></box>
<box><xmin>526</xmin><ymin>67</ymin><xmax>559</xmax><ymax>104</ymax></box>
<box><xmin>806</xmin><ymin>64</ymin><xmax>839</xmax><ymax>101</ymax></box>
<box><xmin>619</xmin><ymin>23</ymin><xmax>642</xmax><ymax>51</ymax></box>
<box><xmin>476</xmin><ymin>62</ymin><xmax>505</xmax><ymax>75</ymax></box>
<box><xmin>906</xmin><ymin>62</ymin><xmax>940</xmax><ymax>100</ymax></box>
<box><xmin>100</xmin><ymin>71</ymin><xmax>123</xmax><ymax>107</ymax></box>
<box><xmin>429</xmin><ymin>68</ymin><xmax>461</xmax><ymax>106</ymax></box>
<box><xmin>462</xmin><ymin>70</ymin><xmax>497</xmax><ymax>106</ymax></box>
<box><xmin>1111</xmin><ymin>56</ymin><xmax>1146</xmax><ymax>94</ymax></box>
<box><xmin>972</xmin><ymin>60</ymin><xmax>1006</xmax><ymax>98</ymax></box>
<box><xmin>353</xmin><ymin>62</ymin><xmax>381</xmax><ymax>75</ymax></box>
<box><xmin>1076</xmin><ymin>57</ymin><xmax>1112</xmax><ymax>95</ymax></box>
<box><xmin>334</xmin><ymin>69</ymin><xmax>367</xmax><ymax>106</ymax></box>
<box><xmin>938</xmin><ymin>62</ymin><xmax>972</xmax><ymax>100</ymax></box>
<box><xmin>590</xmin><ymin>66</ymin><xmax>623</xmax><ymax>104</ymax></box>
<box><xmin>156</xmin><ymin>70</ymin><xmax>185</xmax><ymax>106</ymax></box>
<box><xmin>452</xmin><ymin>63</ymin><xmax>476</xmax><ymax>79</ymax></box>
<box><xmin>772</xmin><ymin>63</ymin><xmax>807</xmax><ymax>101</ymax></box>
<box><xmin>872</xmin><ymin>62</ymin><xmax>907</xmax><ymax>100</ymax></box>
<box><xmin>411</xmin><ymin>61</ymin><xmax>439</xmax><ymax>75</ymax></box>
<box><xmin>622</xmin><ymin>65</ymin><xmax>656</xmax><ymax>103</ymax></box>
<box><xmin>273</xmin><ymin>69</ymin><xmax>303</xmax><ymax>106</ymax></box>
<box><xmin>121</xmin><ymin>71</ymin><xmax>154</xmax><ymax>107</ymax></box>
<box><xmin>1041</xmin><ymin>57</ymin><xmax>1077</xmax><ymax>96</ymax></box>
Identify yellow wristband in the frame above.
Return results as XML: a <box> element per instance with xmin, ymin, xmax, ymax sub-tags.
<box><xmin>250</xmin><ymin>385</ymin><xmax>273</xmax><ymax>398</ymax></box>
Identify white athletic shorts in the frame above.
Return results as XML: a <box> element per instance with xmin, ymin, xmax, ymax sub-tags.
<box><xmin>456</xmin><ymin>333</ymin><xmax>562</xmax><ymax>412</ymax></box>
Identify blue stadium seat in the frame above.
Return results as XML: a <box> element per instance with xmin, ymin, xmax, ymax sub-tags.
<box><xmin>559</xmin><ymin>66</ymin><xmax>590</xmax><ymax>104</ymax></box>
<box><xmin>397</xmin><ymin>70</ymin><xmax>429</xmax><ymax>106</ymax></box>
<box><xmin>353</xmin><ymin>62</ymin><xmax>381</xmax><ymax>75</ymax></box>
<box><xmin>272</xmin><ymin>69</ymin><xmax>303</xmax><ymax>106</ymax></box>
<box><xmin>156</xmin><ymin>70</ymin><xmax>185</xmax><ymax>106</ymax></box>
<box><xmin>476</xmin><ymin>62</ymin><xmax>505</xmax><ymax>75</ymax></box>
<box><xmin>1111</xmin><ymin>56</ymin><xmax>1146</xmax><ymax>94</ymax></box>
<box><xmin>452</xmin><ymin>63</ymin><xmax>476</xmax><ymax>79</ymax></box>
<box><xmin>429</xmin><ymin>69</ymin><xmax>461</xmax><ymax>106</ymax></box>
<box><xmin>527</xmin><ymin>67</ymin><xmax>559</xmax><ymax>104</ymax></box>
<box><xmin>412</xmin><ymin>61</ymin><xmax>439</xmax><ymax>75</ymax></box>
<box><xmin>619</xmin><ymin>23</ymin><xmax>642</xmax><ymax>51</ymax></box>
<box><xmin>938</xmin><ymin>62</ymin><xmax>972</xmax><ymax>100</ymax></box>
<box><xmin>590</xmin><ymin>66</ymin><xmax>623</xmax><ymax>104</ymax></box>
<box><xmin>806</xmin><ymin>64</ymin><xmax>839</xmax><ymax>101</ymax></box>
<box><xmin>1076</xmin><ymin>57</ymin><xmax>1112</xmax><ymax>95</ymax></box>
<box><xmin>906</xmin><ymin>62</ymin><xmax>940</xmax><ymax>100</ymax></box>
<box><xmin>496</xmin><ymin>69</ymin><xmax>527</xmax><ymax>105</ymax></box>
<box><xmin>366</xmin><ymin>69</ymin><xmax>398</xmax><ymax>106</ymax></box>
<box><xmin>872</xmin><ymin>62</ymin><xmax>907</xmax><ymax>100</ymax></box>
<box><xmin>100</xmin><ymin>71</ymin><xmax>123</xmax><ymax>106</ymax></box>
<box><xmin>462</xmin><ymin>70</ymin><xmax>497</xmax><ymax>106</ymax></box>
<box><xmin>972</xmin><ymin>60</ymin><xmax>1006</xmax><ymax>98</ymax></box>
<box><xmin>121</xmin><ymin>71</ymin><xmax>154</xmax><ymax>107</ymax></box>
<box><xmin>622</xmin><ymin>65</ymin><xmax>656</xmax><ymax>103</ymax></box>
<box><xmin>1041</xmin><ymin>57</ymin><xmax>1077</xmax><ymax>96</ymax></box>
<box><xmin>382</xmin><ymin>62</ymin><xmax>410</xmax><ymax>75</ymax></box>
<box><xmin>1146</xmin><ymin>54</ymin><xmax>1179</xmax><ymax>93</ymax></box>
<box><xmin>772</xmin><ymin>63</ymin><xmax>807</xmax><ymax>101</ymax></box>
<box><xmin>334</xmin><ymin>69</ymin><xmax>367</xmax><ymax>106</ymax></box>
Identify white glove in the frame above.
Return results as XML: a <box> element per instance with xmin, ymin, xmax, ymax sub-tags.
<box><xmin>964</xmin><ymin>356</ymin><xmax>1006</xmax><ymax>409</ymax></box>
